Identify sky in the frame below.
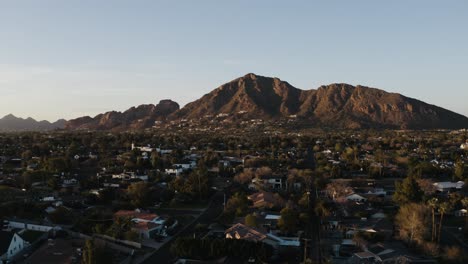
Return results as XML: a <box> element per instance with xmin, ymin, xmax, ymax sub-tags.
<box><xmin>0</xmin><ymin>0</ymin><xmax>467</xmax><ymax>121</ymax></box>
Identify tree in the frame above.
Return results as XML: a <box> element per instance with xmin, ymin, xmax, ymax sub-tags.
<box><xmin>49</xmin><ymin>206</ymin><xmax>74</xmax><ymax>225</ymax></box>
<box><xmin>314</xmin><ymin>199</ymin><xmax>331</xmax><ymax>219</ymax></box>
<box><xmin>127</xmin><ymin>182</ymin><xmax>151</xmax><ymax>207</ymax></box>
<box><xmin>427</xmin><ymin>198</ymin><xmax>438</xmax><ymax>242</ymax></box>
<box><xmin>82</xmin><ymin>239</ymin><xmax>96</xmax><ymax>264</ymax></box>
<box><xmin>224</xmin><ymin>192</ymin><xmax>249</xmax><ymax>219</ymax></box>
<box><xmin>454</xmin><ymin>160</ymin><xmax>465</xmax><ymax>180</ymax></box>
<box><xmin>186</xmin><ymin>168</ymin><xmax>210</xmax><ymax>200</ymax></box>
<box><xmin>326</xmin><ymin>181</ymin><xmax>352</xmax><ymax>201</ymax></box>
<box><xmin>393</xmin><ymin>176</ymin><xmax>424</xmax><ymax>205</ymax></box>
<box><xmin>47</xmin><ymin>157</ymin><xmax>69</xmax><ymax>173</ymax></box>
<box><xmin>437</xmin><ymin>202</ymin><xmax>452</xmax><ymax>244</ymax></box>
<box><xmin>278</xmin><ymin>207</ymin><xmax>299</xmax><ymax>235</ymax></box>
<box><xmin>107</xmin><ymin>216</ymin><xmax>134</xmax><ymax>239</ymax></box>
<box><xmin>150</xmin><ymin>151</ymin><xmax>163</xmax><ymax>169</ymax></box>
<box><xmin>82</xmin><ymin>239</ymin><xmax>113</xmax><ymax>264</ymax></box>
<box><xmin>47</xmin><ymin>177</ymin><xmax>59</xmax><ymax>190</ymax></box>
<box><xmin>245</xmin><ymin>214</ymin><xmax>258</xmax><ymax>227</ymax></box>
<box><xmin>395</xmin><ymin>203</ymin><xmax>430</xmax><ymax>245</ymax></box>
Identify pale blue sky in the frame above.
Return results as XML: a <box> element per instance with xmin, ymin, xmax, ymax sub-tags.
<box><xmin>0</xmin><ymin>0</ymin><xmax>467</xmax><ymax>121</ymax></box>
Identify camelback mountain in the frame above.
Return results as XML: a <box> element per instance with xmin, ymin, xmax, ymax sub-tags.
<box><xmin>64</xmin><ymin>73</ymin><xmax>468</xmax><ymax>130</ymax></box>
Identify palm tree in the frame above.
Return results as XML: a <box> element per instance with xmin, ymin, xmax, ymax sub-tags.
<box><xmin>428</xmin><ymin>198</ymin><xmax>438</xmax><ymax>242</ymax></box>
<box><xmin>437</xmin><ymin>202</ymin><xmax>452</xmax><ymax>244</ymax></box>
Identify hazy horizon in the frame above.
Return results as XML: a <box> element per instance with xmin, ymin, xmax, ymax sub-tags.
<box><xmin>1</xmin><ymin>0</ymin><xmax>467</xmax><ymax>121</ymax></box>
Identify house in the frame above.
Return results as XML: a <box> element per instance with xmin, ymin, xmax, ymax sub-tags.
<box><xmin>112</xmin><ymin>172</ymin><xmax>148</xmax><ymax>181</ymax></box>
<box><xmin>366</xmin><ymin>188</ymin><xmax>387</xmax><ymax>197</ymax></box>
<box><xmin>0</xmin><ymin>231</ymin><xmax>29</xmax><ymax>264</ymax></box>
<box><xmin>4</xmin><ymin>219</ymin><xmax>58</xmax><ymax>233</ymax></box>
<box><xmin>454</xmin><ymin>209</ymin><xmax>467</xmax><ymax>217</ymax></box>
<box><xmin>165</xmin><ymin>162</ymin><xmax>196</xmax><ymax>176</ymax></box>
<box><xmin>251</xmin><ymin>175</ymin><xmax>286</xmax><ymax>190</ymax></box>
<box><xmin>62</xmin><ymin>178</ymin><xmax>78</xmax><ymax>187</ymax></box>
<box><xmin>433</xmin><ymin>181</ymin><xmax>464</xmax><ymax>192</ymax></box>
<box><xmin>114</xmin><ymin>209</ymin><xmax>167</xmax><ymax>239</ymax></box>
<box><xmin>225</xmin><ymin>223</ymin><xmax>300</xmax><ymax>249</ymax></box>
<box><xmin>346</xmin><ymin>194</ymin><xmax>367</xmax><ymax>203</ymax></box>
<box><xmin>165</xmin><ymin>167</ymin><xmax>184</xmax><ymax>176</ymax></box>
<box><xmin>131</xmin><ymin>143</ymin><xmax>154</xmax><ymax>153</ymax></box>
<box><xmin>248</xmin><ymin>191</ymin><xmax>285</xmax><ymax>209</ymax></box>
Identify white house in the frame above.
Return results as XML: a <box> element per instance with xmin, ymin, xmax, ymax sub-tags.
<box><xmin>131</xmin><ymin>143</ymin><xmax>154</xmax><ymax>153</ymax></box>
<box><xmin>165</xmin><ymin>162</ymin><xmax>196</xmax><ymax>176</ymax></box>
<box><xmin>433</xmin><ymin>181</ymin><xmax>464</xmax><ymax>192</ymax></box>
<box><xmin>4</xmin><ymin>219</ymin><xmax>57</xmax><ymax>233</ymax></box>
<box><xmin>112</xmin><ymin>172</ymin><xmax>148</xmax><ymax>181</ymax></box>
<box><xmin>345</xmin><ymin>193</ymin><xmax>367</xmax><ymax>202</ymax></box>
<box><xmin>0</xmin><ymin>231</ymin><xmax>29</xmax><ymax>263</ymax></box>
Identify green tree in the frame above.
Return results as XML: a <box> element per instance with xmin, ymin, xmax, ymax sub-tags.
<box><xmin>127</xmin><ymin>182</ymin><xmax>151</xmax><ymax>207</ymax></box>
<box><xmin>393</xmin><ymin>176</ymin><xmax>424</xmax><ymax>205</ymax></box>
<box><xmin>278</xmin><ymin>207</ymin><xmax>299</xmax><ymax>234</ymax></box>
<box><xmin>454</xmin><ymin>160</ymin><xmax>465</xmax><ymax>180</ymax></box>
<box><xmin>245</xmin><ymin>214</ymin><xmax>258</xmax><ymax>227</ymax></box>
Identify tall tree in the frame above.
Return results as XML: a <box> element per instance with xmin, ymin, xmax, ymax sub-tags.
<box><xmin>82</xmin><ymin>239</ymin><xmax>96</xmax><ymax>264</ymax></box>
<box><xmin>393</xmin><ymin>176</ymin><xmax>424</xmax><ymax>205</ymax></box>
<box><xmin>438</xmin><ymin>202</ymin><xmax>453</xmax><ymax>244</ymax></box>
<box><xmin>395</xmin><ymin>203</ymin><xmax>430</xmax><ymax>245</ymax></box>
<box><xmin>427</xmin><ymin>198</ymin><xmax>439</xmax><ymax>242</ymax></box>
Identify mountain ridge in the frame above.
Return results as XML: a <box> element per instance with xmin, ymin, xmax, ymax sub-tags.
<box><xmin>2</xmin><ymin>73</ymin><xmax>468</xmax><ymax>131</ymax></box>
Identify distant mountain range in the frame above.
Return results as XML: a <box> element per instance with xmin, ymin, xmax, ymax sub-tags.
<box><xmin>2</xmin><ymin>73</ymin><xmax>468</xmax><ymax>131</ymax></box>
<box><xmin>0</xmin><ymin>114</ymin><xmax>66</xmax><ymax>131</ymax></box>
<box><xmin>65</xmin><ymin>100</ymin><xmax>180</xmax><ymax>130</ymax></box>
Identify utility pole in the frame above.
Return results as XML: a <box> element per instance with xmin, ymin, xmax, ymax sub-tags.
<box><xmin>303</xmin><ymin>238</ymin><xmax>311</xmax><ymax>263</ymax></box>
<box><xmin>223</xmin><ymin>192</ymin><xmax>226</xmax><ymax>210</ymax></box>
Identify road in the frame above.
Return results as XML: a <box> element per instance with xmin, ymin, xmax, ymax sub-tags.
<box><xmin>140</xmin><ymin>191</ymin><xmax>224</xmax><ymax>264</ymax></box>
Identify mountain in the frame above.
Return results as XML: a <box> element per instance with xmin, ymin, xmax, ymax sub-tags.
<box><xmin>64</xmin><ymin>73</ymin><xmax>468</xmax><ymax>130</ymax></box>
<box><xmin>65</xmin><ymin>99</ymin><xmax>179</xmax><ymax>130</ymax></box>
<box><xmin>172</xmin><ymin>73</ymin><xmax>468</xmax><ymax>129</ymax></box>
<box><xmin>0</xmin><ymin>114</ymin><xmax>66</xmax><ymax>131</ymax></box>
